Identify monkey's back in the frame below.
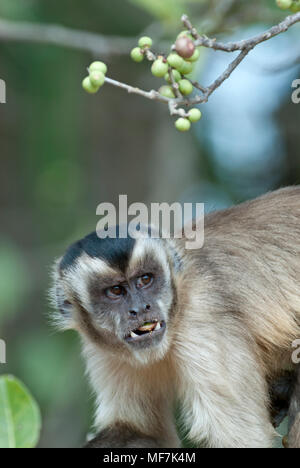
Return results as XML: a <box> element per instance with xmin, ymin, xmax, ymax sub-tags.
<box><xmin>185</xmin><ymin>186</ymin><xmax>300</xmax><ymax>375</ymax></box>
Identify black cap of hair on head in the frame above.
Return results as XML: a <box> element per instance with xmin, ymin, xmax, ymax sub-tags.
<box><xmin>59</xmin><ymin>226</ymin><xmax>136</xmax><ymax>273</ymax></box>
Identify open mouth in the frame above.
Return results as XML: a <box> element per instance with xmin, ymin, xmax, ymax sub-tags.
<box><xmin>125</xmin><ymin>320</ymin><xmax>166</xmax><ymax>343</ymax></box>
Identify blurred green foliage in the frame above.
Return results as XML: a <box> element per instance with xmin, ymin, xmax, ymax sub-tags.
<box><xmin>129</xmin><ymin>0</ymin><xmax>204</xmax><ymax>26</ymax></box>
<box><xmin>0</xmin><ymin>241</ymin><xmax>30</xmax><ymax>323</ymax></box>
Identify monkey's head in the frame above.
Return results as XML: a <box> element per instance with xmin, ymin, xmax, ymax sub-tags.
<box><xmin>51</xmin><ymin>229</ymin><xmax>182</xmax><ymax>364</ymax></box>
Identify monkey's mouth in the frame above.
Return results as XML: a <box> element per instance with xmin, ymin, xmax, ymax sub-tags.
<box><xmin>125</xmin><ymin>320</ymin><xmax>166</xmax><ymax>344</ymax></box>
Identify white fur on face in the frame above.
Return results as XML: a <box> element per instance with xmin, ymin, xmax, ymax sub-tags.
<box><xmin>128</xmin><ymin>238</ymin><xmax>171</xmax><ymax>282</ymax></box>
<box><xmin>62</xmin><ymin>253</ymin><xmax>116</xmax><ymax>311</ymax></box>
<box><xmin>50</xmin><ymin>254</ymin><xmax>119</xmax><ymax>332</ymax></box>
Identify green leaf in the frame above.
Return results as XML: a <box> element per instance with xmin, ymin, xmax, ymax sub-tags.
<box><xmin>0</xmin><ymin>375</ymin><xmax>41</xmax><ymax>448</ymax></box>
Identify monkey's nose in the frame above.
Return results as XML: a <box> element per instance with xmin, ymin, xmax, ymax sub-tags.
<box><xmin>129</xmin><ymin>309</ymin><xmax>138</xmax><ymax>317</ymax></box>
<box><xmin>129</xmin><ymin>304</ymin><xmax>151</xmax><ymax>317</ymax></box>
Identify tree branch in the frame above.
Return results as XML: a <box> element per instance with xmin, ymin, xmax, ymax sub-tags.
<box><xmin>0</xmin><ymin>17</ymin><xmax>135</xmax><ymax>55</ymax></box>
<box><xmin>182</xmin><ymin>12</ymin><xmax>300</xmax><ymax>52</ymax></box>
<box><xmin>204</xmin><ymin>48</ymin><xmax>251</xmax><ymax>101</ymax></box>
<box><xmin>104</xmin><ymin>76</ymin><xmax>168</xmax><ymax>103</ymax></box>
<box><xmin>102</xmin><ymin>12</ymin><xmax>300</xmax><ymax>115</ymax></box>
<box><xmin>1</xmin><ymin>12</ymin><xmax>300</xmax><ymax>118</ymax></box>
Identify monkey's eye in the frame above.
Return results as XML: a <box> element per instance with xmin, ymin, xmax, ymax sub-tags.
<box><xmin>136</xmin><ymin>274</ymin><xmax>153</xmax><ymax>289</ymax></box>
<box><xmin>105</xmin><ymin>285</ymin><xmax>126</xmax><ymax>299</ymax></box>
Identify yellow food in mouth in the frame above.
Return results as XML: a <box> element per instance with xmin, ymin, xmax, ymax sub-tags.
<box><xmin>129</xmin><ymin>321</ymin><xmax>162</xmax><ymax>339</ymax></box>
<box><xmin>137</xmin><ymin>322</ymin><xmax>157</xmax><ymax>332</ymax></box>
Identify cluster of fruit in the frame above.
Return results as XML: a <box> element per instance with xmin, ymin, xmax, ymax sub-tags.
<box><xmin>82</xmin><ymin>33</ymin><xmax>203</xmax><ymax>132</ymax></box>
<box><xmin>131</xmin><ymin>34</ymin><xmax>202</xmax><ymax>131</ymax></box>
<box><xmin>82</xmin><ymin>61</ymin><xmax>108</xmax><ymax>94</ymax></box>
<box><xmin>276</xmin><ymin>0</ymin><xmax>300</xmax><ymax>11</ymax></box>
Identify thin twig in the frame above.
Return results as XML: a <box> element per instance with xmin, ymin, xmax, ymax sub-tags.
<box><xmin>104</xmin><ymin>75</ymin><xmax>196</xmax><ymax>110</ymax></box>
<box><xmin>188</xmin><ymin>80</ymin><xmax>207</xmax><ymax>94</ymax></box>
<box><xmin>168</xmin><ymin>101</ymin><xmax>189</xmax><ymax>118</ymax></box>
<box><xmin>205</xmin><ymin>48</ymin><xmax>252</xmax><ymax>99</ymax></box>
<box><xmin>168</xmin><ymin>67</ymin><xmax>181</xmax><ymax>99</ymax></box>
<box><xmin>0</xmin><ymin>17</ymin><xmax>171</xmax><ymax>55</ymax></box>
<box><xmin>104</xmin><ymin>8</ymin><xmax>300</xmax><ymax>113</ymax></box>
<box><xmin>182</xmin><ymin>12</ymin><xmax>300</xmax><ymax>52</ymax></box>
<box><xmin>144</xmin><ymin>48</ymin><xmax>157</xmax><ymax>62</ymax></box>
<box><xmin>104</xmin><ymin>76</ymin><xmax>169</xmax><ymax>103</ymax></box>
<box><xmin>0</xmin><ymin>17</ymin><xmax>154</xmax><ymax>56</ymax></box>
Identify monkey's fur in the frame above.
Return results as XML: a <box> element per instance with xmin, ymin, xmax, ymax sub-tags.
<box><xmin>51</xmin><ymin>186</ymin><xmax>300</xmax><ymax>448</ymax></box>
<box><xmin>287</xmin><ymin>367</ymin><xmax>300</xmax><ymax>447</ymax></box>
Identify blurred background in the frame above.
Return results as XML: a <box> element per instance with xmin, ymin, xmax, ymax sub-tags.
<box><xmin>0</xmin><ymin>0</ymin><xmax>299</xmax><ymax>447</ymax></box>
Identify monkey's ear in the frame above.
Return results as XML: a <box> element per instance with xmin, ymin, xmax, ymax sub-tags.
<box><xmin>49</xmin><ymin>259</ymin><xmax>74</xmax><ymax>330</ymax></box>
<box><xmin>165</xmin><ymin>239</ymin><xmax>183</xmax><ymax>274</ymax></box>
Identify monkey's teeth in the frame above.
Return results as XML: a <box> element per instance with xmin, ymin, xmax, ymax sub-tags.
<box><xmin>138</xmin><ymin>322</ymin><xmax>156</xmax><ymax>332</ymax></box>
<box><xmin>155</xmin><ymin>322</ymin><xmax>161</xmax><ymax>330</ymax></box>
<box><xmin>130</xmin><ymin>331</ymin><xmax>138</xmax><ymax>338</ymax></box>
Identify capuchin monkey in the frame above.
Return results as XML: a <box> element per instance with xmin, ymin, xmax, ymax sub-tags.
<box><xmin>51</xmin><ymin>186</ymin><xmax>300</xmax><ymax>448</ymax></box>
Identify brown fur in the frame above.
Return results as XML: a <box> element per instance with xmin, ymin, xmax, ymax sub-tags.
<box><xmin>185</xmin><ymin>186</ymin><xmax>300</xmax><ymax>377</ymax></box>
<box><xmin>52</xmin><ymin>186</ymin><xmax>300</xmax><ymax>448</ymax></box>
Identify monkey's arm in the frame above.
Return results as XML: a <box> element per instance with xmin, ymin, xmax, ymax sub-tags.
<box><xmin>175</xmin><ymin>322</ymin><xmax>276</xmax><ymax>448</ymax></box>
<box><xmin>269</xmin><ymin>371</ymin><xmax>296</xmax><ymax>428</ymax></box>
<box><xmin>287</xmin><ymin>366</ymin><xmax>300</xmax><ymax>448</ymax></box>
<box><xmin>84</xmin><ymin>423</ymin><xmax>162</xmax><ymax>448</ymax></box>
<box><xmin>83</xmin><ymin>403</ymin><xmax>179</xmax><ymax>449</ymax></box>
<box><xmin>82</xmin><ymin>351</ymin><xmax>180</xmax><ymax>449</ymax></box>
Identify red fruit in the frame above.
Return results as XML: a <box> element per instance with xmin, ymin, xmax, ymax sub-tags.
<box><xmin>175</xmin><ymin>36</ymin><xmax>195</xmax><ymax>59</ymax></box>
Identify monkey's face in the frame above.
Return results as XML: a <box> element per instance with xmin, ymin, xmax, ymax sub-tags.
<box><xmin>52</xmin><ymin>232</ymin><xmax>177</xmax><ymax>360</ymax></box>
<box><xmin>86</xmin><ymin>248</ymin><xmax>172</xmax><ymax>352</ymax></box>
